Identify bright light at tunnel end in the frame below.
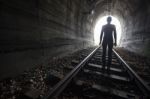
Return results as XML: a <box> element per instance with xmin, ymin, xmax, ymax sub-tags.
<box><xmin>94</xmin><ymin>15</ymin><xmax>122</xmax><ymax>46</ymax></box>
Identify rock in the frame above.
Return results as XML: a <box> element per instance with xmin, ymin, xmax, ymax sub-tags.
<box><xmin>24</xmin><ymin>88</ymin><xmax>41</xmax><ymax>99</ymax></box>
<box><xmin>45</xmin><ymin>70</ymin><xmax>63</xmax><ymax>86</ymax></box>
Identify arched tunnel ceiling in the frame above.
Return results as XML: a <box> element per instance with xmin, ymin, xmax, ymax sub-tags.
<box><xmin>93</xmin><ymin>0</ymin><xmax>150</xmax><ymax>19</ymax></box>
<box><xmin>89</xmin><ymin>0</ymin><xmax>149</xmax><ymax>25</ymax></box>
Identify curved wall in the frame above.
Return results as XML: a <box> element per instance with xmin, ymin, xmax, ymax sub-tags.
<box><xmin>0</xmin><ymin>0</ymin><xmax>94</xmax><ymax>79</ymax></box>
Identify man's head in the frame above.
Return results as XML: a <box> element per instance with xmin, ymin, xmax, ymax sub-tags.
<box><xmin>107</xmin><ymin>16</ymin><xmax>112</xmax><ymax>24</ymax></box>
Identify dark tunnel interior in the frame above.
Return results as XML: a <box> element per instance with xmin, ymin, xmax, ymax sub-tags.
<box><xmin>0</xmin><ymin>0</ymin><xmax>150</xmax><ymax>98</ymax></box>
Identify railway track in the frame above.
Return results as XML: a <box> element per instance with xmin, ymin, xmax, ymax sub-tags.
<box><xmin>45</xmin><ymin>46</ymin><xmax>150</xmax><ymax>99</ymax></box>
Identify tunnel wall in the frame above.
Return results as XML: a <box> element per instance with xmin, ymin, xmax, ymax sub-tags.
<box><xmin>0</xmin><ymin>0</ymin><xmax>94</xmax><ymax>79</ymax></box>
<box><xmin>119</xmin><ymin>1</ymin><xmax>150</xmax><ymax>58</ymax></box>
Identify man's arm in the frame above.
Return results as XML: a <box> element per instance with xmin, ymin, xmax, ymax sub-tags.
<box><xmin>114</xmin><ymin>25</ymin><xmax>117</xmax><ymax>46</ymax></box>
<box><xmin>100</xmin><ymin>26</ymin><xmax>104</xmax><ymax>45</ymax></box>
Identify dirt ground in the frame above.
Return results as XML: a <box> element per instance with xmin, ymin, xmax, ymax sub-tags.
<box><xmin>0</xmin><ymin>47</ymin><xmax>95</xmax><ymax>99</ymax></box>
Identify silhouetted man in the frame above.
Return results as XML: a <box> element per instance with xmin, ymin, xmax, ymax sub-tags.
<box><xmin>99</xmin><ymin>16</ymin><xmax>117</xmax><ymax>71</ymax></box>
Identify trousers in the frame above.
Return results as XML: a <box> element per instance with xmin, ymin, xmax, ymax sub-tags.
<box><xmin>102</xmin><ymin>41</ymin><xmax>113</xmax><ymax>68</ymax></box>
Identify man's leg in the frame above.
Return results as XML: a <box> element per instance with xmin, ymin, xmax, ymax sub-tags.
<box><xmin>102</xmin><ymin>43</ymin><xmax>107</xmax><ymax>69</ymax></box>
<box><xmin>107</xmin><ymin>42</ymin><xmax>113</xmax><ymax>70</ymax></box>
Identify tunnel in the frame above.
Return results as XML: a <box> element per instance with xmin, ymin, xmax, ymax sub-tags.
<box><xmin>0</xmin><ymin>0</ymin><xmax>150</xmax><ymax>98</ymax></box>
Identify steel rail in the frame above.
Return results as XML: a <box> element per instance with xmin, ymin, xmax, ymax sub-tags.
<box><xmin>44</xmin><ymin>46</ymin><xmax>100</xmax><ymax>99</ymax></box>
<box><xmin>113</xmin><ymin>49</ymin><xmax>150</xmax><ymax>97</ymax></box>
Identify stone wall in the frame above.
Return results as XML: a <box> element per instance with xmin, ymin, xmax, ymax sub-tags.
<box><xmin>0</xmin><ymin>0</ymin><xmax>94</xmax><ymax>79</ymax></box>
<box><xmin>119</xmin><ymin>0</ymin><xmax>150</xmax><ymax>58</ymax></box>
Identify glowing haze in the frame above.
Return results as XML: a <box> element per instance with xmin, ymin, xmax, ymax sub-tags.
<box><xmin>94</xmin><ymin>16</ymin><xmax>122</xmax><ymax>45</ymax></box>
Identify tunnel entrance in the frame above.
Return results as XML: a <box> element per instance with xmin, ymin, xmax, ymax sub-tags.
<box><xmin>94</xmin><ymin>16</ymin><xmax>122</xmax><ymax>46</ymax></box>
